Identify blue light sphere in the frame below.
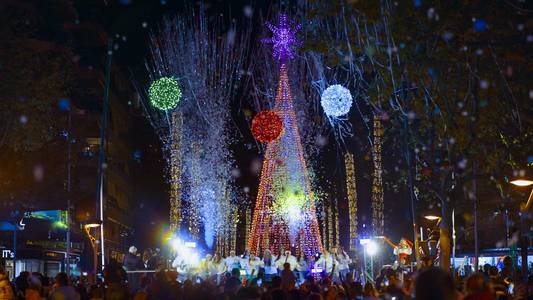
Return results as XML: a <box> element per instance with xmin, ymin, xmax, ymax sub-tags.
<box><xmin>320</xmin><ymin>85</ymin><xmax>353</xmax><ymax>117</ymax></box>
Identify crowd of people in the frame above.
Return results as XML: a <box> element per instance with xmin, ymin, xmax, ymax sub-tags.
<box><xmin>1</xmin><ymin>247</ymin><xmax>532</xmax><ymax>300</ymax></box>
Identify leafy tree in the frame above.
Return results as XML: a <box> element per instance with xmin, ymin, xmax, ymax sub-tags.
<box><xmin>303</xmin><ymin>0</ymin><xmax>532</xmax><ymax>269</ymax></box>
<box><xmin>0</xmin><ymin>3</ymin><xmax>76</xmax><ymax>152</ymax></box>
<box><xmin>0</xmin><ymin>3</ymin><xmax>78</xmax><ymax>209</ymax></box>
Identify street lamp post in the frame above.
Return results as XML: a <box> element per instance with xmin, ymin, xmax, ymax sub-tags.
<box><xmin>66</xmin><ymin>108</ymin><xmax>72</xmax><ymax>276</ymax></box>
<box><xmin>95</xmin><ymin>38</ymin><xmax>113</xmax><ymax>271</ymax></box>
<box><xmin>84</xmin><ymin>221</ymin><xmax>102</xmax><ymax>281</ymax></box>
<box><xmin>424</xmin><ymin>207</ymin><xmax>456</xmax><ymax>274</ymax></box>
<box><xmin>510</xmin><ymin>178</ymin><xmax>533</xmax><ymax>277</ymax></box>
<box><xmin>423</xmin><ymin>214</ymin><xmax>440</xmax><ymax>262</ymax></box>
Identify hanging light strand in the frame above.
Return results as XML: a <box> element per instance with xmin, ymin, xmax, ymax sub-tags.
<box><xmin>344</xmin><ymin>152</ymin><xmax>358</xmax><ymax>252</ymax></box>
<box><xmin>169</xmin><ymin>112</ymin><xmax>183</xmax><ymax>231</ymax></box>
<box><xmin>372</xmin><ymin>116</ymin><xmax>385</xmax><ymax>237</ymax></box>
<box><xmin>335</xmin><ymin>199</ymin><xmax>340</xmax><ymax>247</ymax></box>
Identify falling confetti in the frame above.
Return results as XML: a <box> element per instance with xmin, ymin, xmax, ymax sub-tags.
<box><xmin>143</xmin><ymin>10</ymin><xmax>252</xmax><ymax>247</ymax></box>
<box><xmin>442</xmin><ymin>31</ymin><xmax>454</xmax><ymax>41</ymax></box>
<box><xmin>231</xmin><ymin>168</ymin><xmax>241</xmax><ymax>178</ymax></box>
<box><xmin>458</xmin><ymin>159</ymin><xmax>468</xmax><ymax>169</ymax></box>
<box><xmin>33</xmin><ymin>165</ymin><xmax>44</xmax><ymax>182</ymax></box>
<box><xmin>19</xmin><ymin>115</ymin><xmax>28</xmax><ymax>124</ymax></box>
<box><xmin>243</xmin><ymin>5</ymin><xmax>253</xmax><ymax>17</ymax></box>
<box><xmin>426</xmin><ymin>8</ymin><xmax>435</xmax><ymax>20</ymax></box>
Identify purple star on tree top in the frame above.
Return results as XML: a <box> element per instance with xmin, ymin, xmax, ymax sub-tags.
<box><xmin>261</xmin><ymin>14</ymin><xmax>302</xmax><ymax>62</ymax></box>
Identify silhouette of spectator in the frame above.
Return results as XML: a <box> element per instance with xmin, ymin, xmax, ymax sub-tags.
<box><xmin>415</xmin><ymin>267</ymin><xmax>457</xmax><ymax>300</ymax></box>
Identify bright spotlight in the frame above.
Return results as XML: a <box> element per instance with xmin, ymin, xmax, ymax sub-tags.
<box><xmin>188</xmin><ymin>252</ymin><xmax>200</xmax><ymax>267</ymax></box>
<box><xmin>365</xmin><ymin>240</ymin><xmax>378</xmax><ymax>256</ymax></box>
<box><xmin>171</xmin><ymin>238</ymin><xmax>182</xmax><ymax>251</ymax></box>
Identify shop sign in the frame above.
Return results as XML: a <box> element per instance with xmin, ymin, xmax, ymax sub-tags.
<box><xmin>1</xmin><ymin>249</ymin><xmax>14</xmax><ymax>259</ymax></box>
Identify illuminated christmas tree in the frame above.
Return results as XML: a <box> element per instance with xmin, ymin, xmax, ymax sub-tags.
<box><xmin>248</xmin><ymin>14</ymin><xmax>323</xmax><ymax>256</ymax></box>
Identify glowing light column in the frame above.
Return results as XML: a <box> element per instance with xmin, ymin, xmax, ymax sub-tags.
<box><xmin>372</xmin><ymin>116</ymin><xmax>384</xmax><ymax>237</ymax></box>
<box><xmin>169</xmin><ymin>112</ymin><xmax>183</xmax><ymax>231</ymax></box>
<box><xmin>344</xmin><ymin>152</ymin><xmax>358</xmax><ymax>252</ymax></box>
<box><xmin>248</xmin><ymin>14</ymin><xmax>323</xmax><ymax>256</ymax></box>
<box><xmin>327</xmin><ymin>206</ymin><xmax>333</xmax><ymax>249</ymax></box>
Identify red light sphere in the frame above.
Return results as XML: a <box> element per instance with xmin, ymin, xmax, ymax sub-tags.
<box><xmin>251</xmin><ymin>110</ymin><xmax>283</xmax><ymax>142</ymax></box>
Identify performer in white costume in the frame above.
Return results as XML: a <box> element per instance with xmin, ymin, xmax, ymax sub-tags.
<box><xmin>224</xmin><ymin>250</ymin><xmax>241</xmax><ymax>272</ymax></box>
<box><xmin>315</xmin><ymin>250</ymin><xmax>338</xmax><ymax>277</ymax></box>
<box><xmin>262</xmin><ymin>249</ymin><xmax>278</xmax><ymax>280</ymax></box>
<box><xmin>275</xmin><ymin>250</ymin><xmax>298</xmax><ymax>271</ymax></box>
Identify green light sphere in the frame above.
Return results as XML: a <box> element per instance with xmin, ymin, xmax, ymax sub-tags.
<box><xmin>149</xmin><ymin>77</ymin><xmax>182</xmax><ymax>110</ymax></box>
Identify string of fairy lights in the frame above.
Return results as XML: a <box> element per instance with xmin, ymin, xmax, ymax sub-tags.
<box><xmin>372</xmin><ymin>116</ymin><xmax>384</xmax><ymax>237</ymax></box>
<box><xmin>150</xmin><ymin>13</ymin><xmax>392</xmax><ymax>256</ymax></box>
<box><xmin>327</xmin><ymin>206</ymin><xmax>333</xmax><ymax>249</ymax></box>
<box><xmin>214</xmin><ymin>207</ymin><xmax>238</xmax><ymax>257</ymax></box>
<box><xmin>248</xmin><ymin>63</ymin><xmax>323</xmax><ymax>256</ymax></box>
<box><xmin>231</xmin><ymin>209</ymin><xmax>238</xmax><ymax>254</ymax></box>
<box><xmin>145</xmin><ymin>9</ymin><xmax>248</xmax><ymax>250</ymax></box>
<box><xmin>335</xmin><ymin>199</ymin><xmax>340</xmax><ymax>248</ymax></box>
<box><xmin>169</xmin><ymin>112</ymin><xmax>183</xmax><ymax>231</ymax></box>
<box><xmin>321</xmin><ymin>206</ymin><xmax>327</xmax><ymax>250</ymax></box>
<box><xmin>245</xmin><ymin>207</ymin><xmax>251</xmax><ymax>247</ymax></box>
<box><xmin>344</xmin><ymin>152</ymin><xmax>358</xmax><ymax>252</ymax></box>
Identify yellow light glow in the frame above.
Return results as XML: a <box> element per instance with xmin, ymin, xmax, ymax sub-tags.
<box><xmin>84</xmin><ymin>223</ymin><xmax>101</xmax><ymax>228</ymax></box>
<box><xmin>345</xmin><ymin>152</ymin><xmax>358</xmax><ymax>252</ymax></box>
<box><xmin>372</xmin><ymin>117</ymin><xmax>384</xmax><ymax>237</ymax></box>
<box><xmin>424</xmin><ymin>215</ymin><xmax>441</xmax><ymax>221</ymax></box>
<box><xmin>169</xmin><ymin>112</ymin><xmax>183</xmax><ymax>231</ymax></box>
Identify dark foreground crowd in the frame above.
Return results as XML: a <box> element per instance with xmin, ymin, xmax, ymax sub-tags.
<box><xmin>1</xmin><ymin>258</ymin><xmax>533</xmax><ymax>300</ymax></box>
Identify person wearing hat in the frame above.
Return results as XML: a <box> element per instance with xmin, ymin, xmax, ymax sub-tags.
<box><xmin>385</xmin><ymin>237</ymin><xmax>413</xmax><ymax>267</ymax></box>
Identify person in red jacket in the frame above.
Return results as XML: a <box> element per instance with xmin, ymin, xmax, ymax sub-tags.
<box><xmin>384</xmin><ymin>237</ymin><xmax>413</xmax><ymax>266</ymax></box>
